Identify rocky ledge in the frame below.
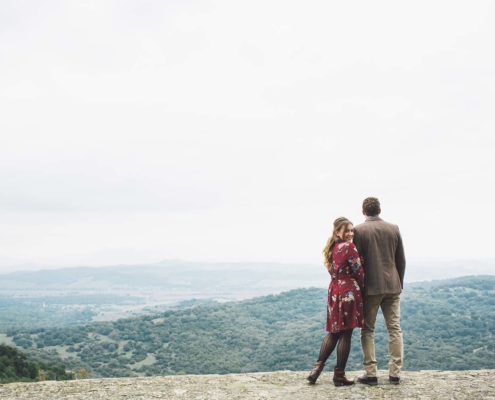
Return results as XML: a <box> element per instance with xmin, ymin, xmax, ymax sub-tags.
<box><xmin>1</xmin><ymin>370</ymin><xmax>494</xmax><ymax>399</ymax></box>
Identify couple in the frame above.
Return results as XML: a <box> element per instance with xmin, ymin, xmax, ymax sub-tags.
<box><xmin>307</xmin><ymin>197</ymin><xmax>406</xmax><ymax>387</ymax></box>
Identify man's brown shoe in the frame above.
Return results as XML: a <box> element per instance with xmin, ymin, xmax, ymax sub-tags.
<box><xmin>357</xmin><ymin>374</ymin><xmax>378</xmax><ymax>386</ymax></box>
<box><xmin>389</xmin><ymin>376</ymin><xmax>400</xmax><ymax>384</ymax></box>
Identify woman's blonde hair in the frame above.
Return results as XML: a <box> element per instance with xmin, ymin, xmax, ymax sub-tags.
<box><xmin>322</xmin><ymin>217</ymin><xmax>352</xmax><ymax>271</ymax></box>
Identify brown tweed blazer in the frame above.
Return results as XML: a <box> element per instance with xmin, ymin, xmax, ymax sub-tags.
<box><xmin>353</xmin><ymin>217</ymin><xmax>406</xmax><ymax>296</ymax></box>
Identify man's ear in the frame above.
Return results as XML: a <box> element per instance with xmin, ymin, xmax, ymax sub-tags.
<box><xmin>377</xmin><ymin>209</ymin><xmax>381</xmax><ymax>215</ymax></box>
<box><xmin>362</xmin><ymin>210</ymin><xmax>367</xmax><ymax>216</ymax></box>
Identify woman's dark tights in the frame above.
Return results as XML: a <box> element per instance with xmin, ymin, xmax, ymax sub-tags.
<box><xmin>317</xmin><ymin>329</ymin><xmax>353</xmax><ymax>368</ymax></box>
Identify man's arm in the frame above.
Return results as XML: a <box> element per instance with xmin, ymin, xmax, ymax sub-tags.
<box><xmin>353</xmin><ymin>228</ymin><xmax>361</xmax><ymax>254</ymax></box>
<box><xmin>353</xmin><ymin>228</ymin><xmax>365</xmax><ymax>267</ymax></box>
<box><xmin>395</xmin><ymin>227</ymin><xmax>406</xmax><ymax>288</ymax></box>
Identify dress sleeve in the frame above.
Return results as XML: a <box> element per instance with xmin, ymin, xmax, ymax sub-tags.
<box><xmin>347</xmin><ymin>242</ymin><xmax>365</xmax><ymax>291</ymax></box>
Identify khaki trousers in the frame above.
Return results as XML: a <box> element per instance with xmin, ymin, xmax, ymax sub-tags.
<box><xmin>361</xmin><ymin>293</ymin><xmax>403</xmax><ymax>378</ymax></box>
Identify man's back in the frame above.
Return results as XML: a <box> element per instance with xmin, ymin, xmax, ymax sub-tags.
<box><xmin>353</xmin><ymin>217</ymin><xmax>405</xmax><ymax>296</ymax></box>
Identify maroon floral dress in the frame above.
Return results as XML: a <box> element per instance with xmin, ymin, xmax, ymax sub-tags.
<box><xmin>326</xmin><ymin>241</ymin><xmax>365</xmax><ymax>333</ymax></box>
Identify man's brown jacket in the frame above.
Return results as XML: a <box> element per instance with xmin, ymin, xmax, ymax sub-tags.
<box><xmin>353</xmin><ymin>216</ymin><xmax>406</xmax><ymax>296</ymax></box>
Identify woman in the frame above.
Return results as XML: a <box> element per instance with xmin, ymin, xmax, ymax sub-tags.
<box><xmin>307</xmin><ymin>217</ymin><xmax>365</xmax><ymax>386</ymax></box>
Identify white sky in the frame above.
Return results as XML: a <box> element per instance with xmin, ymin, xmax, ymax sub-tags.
<box><xmin>0</xmin><ymin>0</ymin><xmax>494</xmax><ymax>268</ymax></box>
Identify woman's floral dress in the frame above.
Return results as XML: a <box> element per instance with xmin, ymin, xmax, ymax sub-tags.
<box><xmin>326</xmin><ymin>241</ymin><xmax>365</xmax><ymax>333</ymax></box>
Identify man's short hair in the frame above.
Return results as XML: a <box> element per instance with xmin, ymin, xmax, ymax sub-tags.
<box><xmin>363</xmin><ymin>197</ymin><xmax>381</xmax><ymax>216</ymax></box>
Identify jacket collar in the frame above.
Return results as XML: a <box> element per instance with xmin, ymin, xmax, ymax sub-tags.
<box><xmin>365</xmin><ymin>216</ymin><xmax>383</xmax><ymax>222</ymax></box>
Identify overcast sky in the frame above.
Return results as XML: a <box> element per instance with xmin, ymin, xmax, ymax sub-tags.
<box><xmin>0</xmin><ymin>0</ymin><xmax>494</xmax><ymax>269</ymax></box>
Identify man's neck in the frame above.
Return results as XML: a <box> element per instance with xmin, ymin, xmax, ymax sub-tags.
<box><xmin>365</xmin><ymin>215</ymin><xmax>380</xmax><ymax>222</ymax></box>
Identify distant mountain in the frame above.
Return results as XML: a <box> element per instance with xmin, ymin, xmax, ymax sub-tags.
<box><xmin>0</xmin><ymin>260</ymin><xmax>326</xmax><ymax>292</ymax></box>
<box><xmin>2</xmin><ymin>258</ymin><xmax>494</xmax><ymax>293</ymax></box>
<box><xmin>405</xmin><ymin>258</ymin><xmax>495</xmax><ymax>281</ymax></box>
<box><xmin>8</xmin><ymin>275</ymin><xmax>495</xmax><ymax>378</ymax></box>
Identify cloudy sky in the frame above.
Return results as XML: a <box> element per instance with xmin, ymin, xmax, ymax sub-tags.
<box><xmin>0</xmin><ymin>0</ymin><xmax>494</xmax><ymax>269</ymax></box>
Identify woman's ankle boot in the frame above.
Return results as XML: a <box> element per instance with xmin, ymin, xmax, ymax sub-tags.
<box><xmin>307</xmin><ymin>361</ymin><xmax>325</xmax><ymax>384</ymax></box>
<box><xmin>333</xmin><ymin>366</ymin><xmax>355</xmax><ymax>386</ymax></box>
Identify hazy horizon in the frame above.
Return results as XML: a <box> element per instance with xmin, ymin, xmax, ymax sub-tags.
<box><xmin>2</xmin><ymin>248</ymin><xmax>495</xmax><ymax>268</ymax></box>
<box><xmin>1</xmin><ymin>255</ymin><xmax>494</xmax><ymax>285</ymax></box>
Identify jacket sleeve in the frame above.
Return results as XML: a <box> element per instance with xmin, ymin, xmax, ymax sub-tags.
<box><xmin>347</xmin><ymin>243</ymin><xmax>365</xmax><ymax>291</ymax></box>
<box><xmin>395</xmin><ymin>227</ymin><xmax>406</xmax><ymax>288</ymax></box>
<box><xmin>353</xmin><ymin>228</ymin><xmax>361</xmax><ymax>254</ymax></box>
<box><xmin>353</xmin><ymin>229</ymin><xmax>365</xmax><ymax>267</ymax></box>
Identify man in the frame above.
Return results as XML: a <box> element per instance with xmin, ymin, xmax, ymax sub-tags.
<box><xmin>352</xmin><ymin>197</ymin><xmax>406</xmax><ymax>385</ymax></box>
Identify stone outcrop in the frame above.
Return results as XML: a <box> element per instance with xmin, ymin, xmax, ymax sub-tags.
<box><xmin>1</xmin><ymin>370</ymin><xmax>494</xmax><ymax>399</ymax></box>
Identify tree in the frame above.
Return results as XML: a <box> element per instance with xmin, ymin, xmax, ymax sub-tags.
<box><xmin>36</xmin><ymin>370</ymin><xmax>46</xmax><ymax>382</ymax></box>
<box><xmin>78</xmin><ymin>368</ymin><xmax>90</xmax><ymax>379</ymax></box>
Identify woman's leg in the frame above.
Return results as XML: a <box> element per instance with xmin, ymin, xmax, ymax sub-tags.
<box><xmin>336</xmin><ymin>328</ymin><xmax>353</xmax><ymax>368</ymax></box>
<box><xmin>318</xmin><ymin>332</ymin><xmax>341</xmax><ymax>362</ymax></box>
<box><xmin>307</xmin><ymin>332</ymin><xmax>341</xmax><ymax>384</ymax></box>
<box><xmin>333</xmin><ymin>329</ymin><xmax>355</xmax><ymax>386</ymax></box>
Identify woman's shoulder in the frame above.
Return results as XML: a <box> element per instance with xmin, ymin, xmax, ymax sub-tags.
<box><xmin>336</xmin><ymin>242</ymin><xmax>359</xmax><ymax>254</ymax></box>
<box><xmin>341</xmin><ymin>241</ymin><xmax>356</xmax><ymax>248</ymax></box>
<box><xmin>348</xmin><ymin>242</ymin><xmax>359</xmax><ymax>252</ymax></box>
<box><xmin>334</xmin><ymin>241</ymin><xmax>356</xmax><ymax>251</ymax></box>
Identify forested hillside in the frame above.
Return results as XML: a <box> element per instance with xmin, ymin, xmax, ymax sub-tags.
<box><xmin>0</xmin><ymin>344</ymin><xmax>75</xmax><ymax>383</ymax></box>
<box><xmin>6</xmin><ymin>276</ymin><xmax>495</xmax><ymax>378</ymax></box>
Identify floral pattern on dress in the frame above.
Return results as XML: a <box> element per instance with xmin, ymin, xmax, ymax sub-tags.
<box><xmin>326</xmin><ymin>241</ymin><xmax>365</xmax><ymax>333</ymax></box>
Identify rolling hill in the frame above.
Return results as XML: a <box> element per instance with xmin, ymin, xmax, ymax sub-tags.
<box><xmin>6</xmin><ymin>275</ymin><xmax>495</xmax><ymax>378</ymax></box>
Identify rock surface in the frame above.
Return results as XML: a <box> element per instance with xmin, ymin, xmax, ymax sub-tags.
<box><xmin>1</xmin><ymin>370</ymin><xmax>494</xmax><ymax>399</ymax></box>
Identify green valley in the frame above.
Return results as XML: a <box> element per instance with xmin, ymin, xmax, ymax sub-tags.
<box><xmin>4</xmin><ymin>275</ymin><xmax>494</xmax><ymax>378</ymax></box>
